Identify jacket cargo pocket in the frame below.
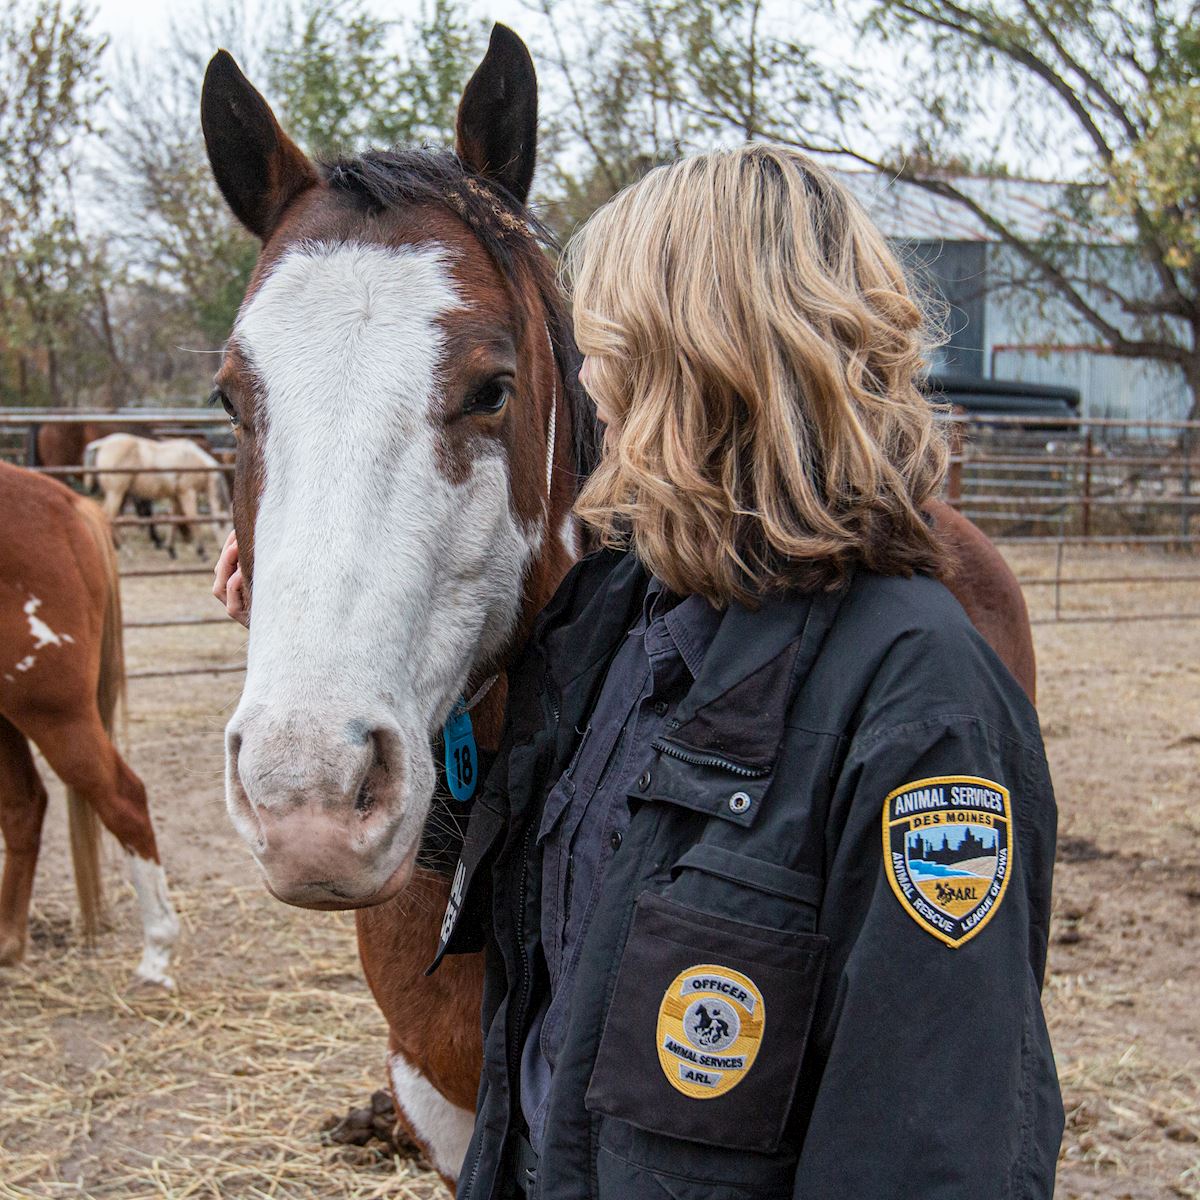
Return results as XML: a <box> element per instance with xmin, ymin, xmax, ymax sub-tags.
<box><xmin>585</xmin><ymin>890</ymin><xmax>827</xmax><ymax>1155</ymax></box>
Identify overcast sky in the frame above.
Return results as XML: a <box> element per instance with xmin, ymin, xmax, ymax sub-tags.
<box><xmin>91</xmin><ymin>0</ymin><xmax>568</xmax><ymax>51</ymax></box>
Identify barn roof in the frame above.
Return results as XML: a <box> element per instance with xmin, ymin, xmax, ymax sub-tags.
<box><xmin>837</xmin><ymin>169</ymin><xmax>1129</xmax><ymax>245</ymax></box>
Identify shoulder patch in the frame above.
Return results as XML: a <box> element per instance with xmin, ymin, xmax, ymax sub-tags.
<box><xmin>656</xmin><ymin>964</ymin><xmax>764</xmax><ymax>1098</ymax></box>
<box><xmin>882</xmin><ymin>775</ymin><xmax>1012</xmax><ymax>948</ymax></box>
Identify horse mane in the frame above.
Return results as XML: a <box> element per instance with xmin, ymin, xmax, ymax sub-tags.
<box><xmin>322</xmin><ymin>148</ymin><xmax>601</xmax><ymax>491</ymax></box>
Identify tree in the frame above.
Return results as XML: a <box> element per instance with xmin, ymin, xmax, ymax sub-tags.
<box><xmin>101</xmin><ymin>0</ymin><xmax>482</xmax><ymax>402</ymax></box>
<box><xmin>0</xmin><ymin>0</ymin><xmax>119</xmax><ymax>405</ymax></box>
<box><xmin>833</xmin><ymin>0</ymin><xmax>1200</xmax><ymax>421</ymax></box>
<box><xmin>528</xmin><ymin>0</ymin><xmax>847</xmax><ymax>238</ymax></box>
<box><xmin>529</xmin><ymin>0</ymin><xmax>1200</xmax><ymax>424</ymax></box>
<box><xmin>267</xmin><ymin>0</ymin><xmax>482</xmax><ymax>156</ymax></box>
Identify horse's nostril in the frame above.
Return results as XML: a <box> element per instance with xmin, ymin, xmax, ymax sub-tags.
<box><xmin>354</xmin><ymin>728</ymin><xmax>394</xmax><ymax>817</ymax></box>
<box><xmin>355</xmin><ymin>775</ymin><xmax>374</xmax><ymax>815</ymax></box>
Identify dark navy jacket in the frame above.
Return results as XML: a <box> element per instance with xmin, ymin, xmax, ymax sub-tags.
<box><xmin>434</xmin><ymin>549</ymin><xmax>1063</xmax><ymax>1200</ymax></box>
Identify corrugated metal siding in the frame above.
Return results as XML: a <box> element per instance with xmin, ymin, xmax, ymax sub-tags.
<box><xmin>839</xmin><ymin>169</ymin><xmax>1126</xmax><ymax>244</ymax></box>
<box><xmin>902</xmin><ymin>240</ymin><xmax>987</xmax><ymax>377</ymax></box>
<box><xmin>840</xmin><ymin>171</ymin><xmax>1194</xmax><ymax>425</ymax></box>
<box><xmin>981</xmin><ymin>244</ymin><xmax>1192</xmax><ymax>426</ymax></box>
<box><xmin>989</xmin><ymin>347</ymin><xmax>1191</xmax><ymax>425</ymax></box>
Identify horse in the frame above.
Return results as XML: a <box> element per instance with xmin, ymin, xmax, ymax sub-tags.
<box><xmin>31</xmin><ymin>419</ymin><xmax>169</xmax><ymax>545</ymax></box>
<box><xmin>83</xmin><ymin>433</ymin><xmax>231</xmax><ymax>559</ymax></box>
<box><xmin>31</xmin><ymin>420</ymin><xmax>149</xmax><ymax>477</ymax></box>
<box><xmin>0</xmin><ymin>462</ymin><xmax>179</xmax><ymax>986</ymax></box>
<box><xmin>200</xmin><ymin>24</ymin><xmax>1034</xmax><ymax>1183</ymax></box>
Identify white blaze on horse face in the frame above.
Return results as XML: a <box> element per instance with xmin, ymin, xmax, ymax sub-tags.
<box><xmin>226</xmin><ymin>242</ymin><xmax>534</xmax><ymax>904</ymax></box>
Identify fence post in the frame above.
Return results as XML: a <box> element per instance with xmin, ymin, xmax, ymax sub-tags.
<box><xmin>948</xmin><ymin>406</ymin><xmax>965</xmax><ymax>507</ymax></box>
<box><xmin>1054</xmin><ymin>540</ymin><xmax>1064</xmax><ymax>622</ymax></box>
<box><xmin>1182</xmin><ymin>437</ymin><xmax>1193</xmax><ymax>550</ymax></box>
<box><xmin>1081</xmin><ymin>428</ymin><xmax>1093</xmax><ymax>538</ymax></box>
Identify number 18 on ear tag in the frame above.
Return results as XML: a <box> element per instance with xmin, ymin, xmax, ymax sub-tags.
<box><xmin>443</xmin><ymin>701</ymin><xmax>478</xmax><ymax>802</ymax></box>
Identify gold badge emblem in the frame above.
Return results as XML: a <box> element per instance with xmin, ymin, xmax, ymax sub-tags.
<box><xmin>656</xmin><ymin>964</ymin><xmax>765</xmax><ymax>1098</ymax></box>
<box><xmin>883</xmin><ymin>774</ymin><xmax>1013</xmax><ymax>948</ymax></box>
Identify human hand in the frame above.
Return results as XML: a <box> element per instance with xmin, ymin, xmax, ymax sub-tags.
<box><xmin>212</xmin><ymin>528</ymin><xmax>249</xmax><ymax>627</ymax></box>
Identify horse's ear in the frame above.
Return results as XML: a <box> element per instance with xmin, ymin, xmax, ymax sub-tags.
<box><xmin>455</xmin><ymin>24</ymin><xmax>538</xmax><ymax>205</ymax></box>
<box><xmin>201</xmin><ymin>50</ymin><xmax>318</xmax><ymax>241</ymax></box>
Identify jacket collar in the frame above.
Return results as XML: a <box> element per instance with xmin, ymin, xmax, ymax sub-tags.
<box><xmin>539</xmin><ymin>550</ymin><xmax>850</xmax><ymax>771</ymax></box>
<box><xmin>542</xmin><ymin>551</ymin><xmax>648</xmax><ymax>688</ymax></box>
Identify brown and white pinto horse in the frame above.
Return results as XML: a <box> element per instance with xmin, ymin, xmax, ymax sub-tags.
<box><xmin>201</xmin><ymin>25</ymin><xmax>1033</xmax><ymax>1183</ymax></box>
<box><xmin>0</xmin><ymin>463</ymin><xmax>179</xmax><ymax>985</ymax></box>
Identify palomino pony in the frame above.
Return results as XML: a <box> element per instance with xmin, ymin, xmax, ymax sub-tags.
<box><xmin>84</xmin><ymin>432</ymin><xmax>231</xmax><ymax>559</ymax></box>
<box><xmin>201</xmin><ymin>25</ymin><xmax>1033</xmax><ymax>1183</ymax></box>
<box><xmin>32</xmin><ymin>419</ymin><xmax>165</xmax><ymax>546</ymax></box>
<box><xmin>0</xmin><ymin>463</ymin><xmax>179</xmax><ymax>985</ymax></box>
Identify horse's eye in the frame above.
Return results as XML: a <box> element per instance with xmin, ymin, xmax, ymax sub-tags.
<box><xmin>463</xmin><ymin>377</ymin><xmax>512</xmax><ymax>416</ymax></box>
<box><xmin>209</xmin><ymin>387</ymin><xmax>240</xmax><ymax>429</ymax></box>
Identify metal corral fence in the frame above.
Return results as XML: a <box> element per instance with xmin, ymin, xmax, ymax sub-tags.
<box><xmin>0</xmin><ymin>408</ymin><xmax>240</xmax><ymax>680</ymax></box>
<box><xmin>944</xmin><ymin>411</ymin><xmax>1200</xmax><ymax>623</ymax></box>
<box><xmin>2</xmin><ymin>408</ymin><xmax>1198</xmax><ymax>678</ymax></box>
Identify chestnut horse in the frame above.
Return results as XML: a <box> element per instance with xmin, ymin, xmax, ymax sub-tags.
<box><xmin>201</xmin><ymin>25</ymin><xmax>1033</xmax><ymax>1183</ymax></box>
<box><xmin>31</xmin><ymin>420</ymin><xmax>149</xmax><ymax>476</ymax></box>
<box><xmin>0</xmin><ymin>463</ymin><xmax>179</xmax><ymax>985</ymax></box>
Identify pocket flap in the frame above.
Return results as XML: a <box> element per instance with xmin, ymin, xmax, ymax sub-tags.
<box><xmin>630</xmin><ymin>749</ymin><xmax>771</xmax><ymax>827</ymax></box>
<box><xmin>672</xmin><ymin>845</ymin><xmax>823</xmax><ymax>908</ymax></box>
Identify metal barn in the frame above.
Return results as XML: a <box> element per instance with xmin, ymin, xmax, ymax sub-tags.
<box><xmin>840</xmin><ymin>170</ymin><xmax>1192</xmax><ymax>427</ymax></box>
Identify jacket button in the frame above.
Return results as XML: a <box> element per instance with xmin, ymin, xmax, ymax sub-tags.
<box><xmin>610</xmin><ymin>830</ymin><xmax>623</xmax><ymax>851</ymax></box>
<box><xmin>653</xmin><ymin>700</ymin><xmax>668</xmax><ymax>716</ymax></box>
<box><xmin>728</xmin><ymin>791</ymin><xmax>752</xmax><ymax>815</ymax></box>
<box><xmin>638</xmin><ymin>770</ymin><xmax>652</xmax><ymax>791</ymax></box>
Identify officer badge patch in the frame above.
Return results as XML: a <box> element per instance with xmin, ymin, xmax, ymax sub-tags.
<box><xmin>657</xmin><ymin>964</ymin><xmax>765</xmax><ymax>1098</ymax></box>
<box><xmin>882</xmin><ymin>775</ymin><xmax>1013</xmax><ymax>948</ymax></box>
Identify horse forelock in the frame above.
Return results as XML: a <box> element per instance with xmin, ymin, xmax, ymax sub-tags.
<box><xmin>320</xmin><ymin>147</ymin><xmax>599</xmax><ymax>490</ymax></box>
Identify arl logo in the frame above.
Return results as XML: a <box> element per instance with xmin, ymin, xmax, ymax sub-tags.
<box><xmin>883</xmin><ymin>775</ymin><xmax>1013</xmax><ymax>949</ymax></box>
<box><xmin>656</xmin><ymin>965</ymin><xmax>765</xmax><ymax>1099</ymax></box>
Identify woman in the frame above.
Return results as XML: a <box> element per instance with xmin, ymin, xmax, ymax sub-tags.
<box><xmin>216</xmin><ymin>145</ymin><xmax>1062</xmax><ymax>1198</ymax></box>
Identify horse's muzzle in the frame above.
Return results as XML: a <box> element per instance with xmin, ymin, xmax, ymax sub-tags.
<box><xmin>225</xmin><ymin>714</ymin><xmax>421</xmax><ymax>909</ymax></box>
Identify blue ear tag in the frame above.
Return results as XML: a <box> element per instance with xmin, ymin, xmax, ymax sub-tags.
<box><xmin>443</xmin><ymin>700</ymin><xmax>479</xmax><ymax>802</ymax></box>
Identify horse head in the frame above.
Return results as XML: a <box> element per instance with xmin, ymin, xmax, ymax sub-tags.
<box><xmin>202</xmin><ymin>26</ymin><xmax>591</xmax><ymax>910</ymax></box>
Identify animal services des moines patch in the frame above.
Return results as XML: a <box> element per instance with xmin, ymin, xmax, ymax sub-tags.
<box><xmin>883</xmin><ymin>775</ymin><xmax>1013</xmax><ymax>948</ymax></box>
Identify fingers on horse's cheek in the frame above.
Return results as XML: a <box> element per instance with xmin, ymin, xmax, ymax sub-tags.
<box><xmin>230</xmin><ymin>574</ymin><xmax>247</xmax><ymax>619</ymax></box>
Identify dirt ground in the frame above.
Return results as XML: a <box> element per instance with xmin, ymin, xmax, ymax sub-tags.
<box><xmin>1</xmin><ymin>537</ymin><xmax>1198</xmax><ymax>1198</ymax></box>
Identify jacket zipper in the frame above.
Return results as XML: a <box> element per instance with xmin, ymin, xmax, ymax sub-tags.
<box><xmin>504</xmin><ymin>668</ymin><xmax>561</xmax><ymax>1199</ymax></box>
<box><xmin>461</xmin><ymin>833</ymin><xmax>536</xmax><ymax>1200</ymax></box>
<box><xmin>651</xmin><ymin>738</ymin><xmax>770</xmax><ymax>778</ymax></box>
<box><xmin>461</xmin><ymin>1136</ymin><xmax>482</xmax><ymax>1199</ymax></box>
<box><xmin>462</xmin><ymin>671</ymin><xmax>558</xmax><ymax>1200</ymax></box>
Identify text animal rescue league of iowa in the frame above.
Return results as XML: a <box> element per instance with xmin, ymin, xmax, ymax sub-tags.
<box><xmin>883</xmin><ymin>776</ymin><xmax>1013</xmax><ymax>949</ymax></box>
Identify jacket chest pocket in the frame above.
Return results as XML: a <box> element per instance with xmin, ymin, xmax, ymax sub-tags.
<box><xmin>665</xmin><ymin>842</ymin><xmax>824</xmax><ymax>935</ymax></box>
<box><xmin>585</xmin><ymin>889</ymin><xmax>827</xmax><ymax>1156</ymax></box>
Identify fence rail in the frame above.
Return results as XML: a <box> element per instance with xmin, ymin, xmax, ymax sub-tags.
<box><xmin>2</xmin><ymin>407</ymin><xmax>243</xmax><ymax>679</ymax></box>
<box><xmin>3</xmin><ymin>407</ymin><xmax>1198</xmax><ymax>659</ymax></box>
<box><xmin>0</xmin><ymin>408</ymin><xmax>228</xmax><ymax>425</ymax></box>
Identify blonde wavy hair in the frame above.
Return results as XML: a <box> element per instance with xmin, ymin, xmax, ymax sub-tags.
<box><xmin>564</xmin><ymin>143</ymin><xmax>949</xmax><ymax>607</ymax></box>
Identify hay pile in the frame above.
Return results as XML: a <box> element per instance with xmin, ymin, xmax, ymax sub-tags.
<box><xmin>0</xmin><ymin>878</ymin><xmax>448</xmax><ymax>1199</ymax></box>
